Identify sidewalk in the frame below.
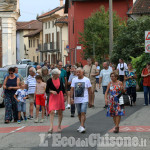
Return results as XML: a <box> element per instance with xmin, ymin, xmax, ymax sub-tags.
<box><xmin>98</xmin><ymin>92</ymin><xmax>150</xmax><ymax>150</ymax></box>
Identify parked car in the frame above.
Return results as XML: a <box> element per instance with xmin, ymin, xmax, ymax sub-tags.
<box><xmin>28</xmin><ymin>62</ymin><xmax>39</xmax><ymax>68</ymax></box>
<box><xmin>0</xmin><ymin>68</ymin><xmax>8</xmax><ymax>107</ymax></box>
<box><xmin>18</xmin><ymin>59</ymin><xmax>31</xmax><ymax>65</ymax></box>
<box><xmin>3</xmin><ymin>64</ymin><xmax>32</xmax><ymax>82</ymax></box>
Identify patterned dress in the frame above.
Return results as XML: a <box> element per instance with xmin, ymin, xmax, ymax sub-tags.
<box><xmin>107</xmin><ymin>82</ymin><xmax>125</xmax><ymax>117</ymax></box>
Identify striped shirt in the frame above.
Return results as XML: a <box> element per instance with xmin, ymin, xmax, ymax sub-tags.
<box><xmin>25</xmin><ymin>75</ymin><xmax>36</xmax><ymax>94</ymax></box>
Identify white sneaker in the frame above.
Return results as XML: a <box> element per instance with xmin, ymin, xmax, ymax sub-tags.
<box><xmin>77</xmin><ymin>126</ymin><xmax>82</xmax><ymax>132</ymax></box>
<box><xmin>66</xmin><ymin>104</ymin><xmax>71</xmax><ymax>109</ymax></box>
<box><xmin>34</xmin><ymin>118</ymin><xmax>39</xmax><ymax>123</ymax></box>
<box><xmin>79</xmin><ymin>126</ymin><xmax>86</xmax><ymax>133</ymax></box>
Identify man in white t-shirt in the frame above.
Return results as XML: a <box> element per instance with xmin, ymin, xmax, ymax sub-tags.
<box><xmin>117</xmin><ymin>59</ymin><xmax>128</xmax><ymax>82</ymax></box>
<box><xmin>99</xmin><ymin>62</ymin><xmax>112</xmax><ymax>108</ymax></box>
<box><xmin>71</xmin><ymin>67</ymin><xmax>92</xmax><ymax>133</ymax></box>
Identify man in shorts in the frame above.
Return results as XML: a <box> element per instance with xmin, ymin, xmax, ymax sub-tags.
<box><xmin>99</xmin><ymin>62</ymin><xmax>112</xmax><ymax>108</ymax></box>
<box><xmin>71</xmin><ymin>67</ymin><xmax>92</xmax><ymax>133</ymax></box>
<box><xmin>83</xmin><ymin>58</ymin><xmax>99</xmax><ymax>108</ymax></box>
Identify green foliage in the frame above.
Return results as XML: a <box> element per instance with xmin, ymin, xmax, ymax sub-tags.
<box><xmin>111</xmin><ymin>16</ymin><xmax>150</xmax><ymax>64</ymax></box>
<box><xmin>131</xmin><ymin>53</ymin><xmax>150</xmax><ymax>90</ymax></box>
<box><xmin>78</xmin><ymin>6</ymin><xmax>124</xmax><ymax>61</ymax></box>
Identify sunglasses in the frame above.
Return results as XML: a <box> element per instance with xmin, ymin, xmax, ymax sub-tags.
<box><xmin>9</xmin><ymin>73</ymin><xmax>13</xmax><ymax>75</ymax></box>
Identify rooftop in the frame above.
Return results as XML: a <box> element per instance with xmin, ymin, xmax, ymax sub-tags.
<box><xmin>127</xmin><ymin>0</ymin><xmax>150</xmax><ymax>15</ymax></box>
<box><xmin>38</xmin><ymin>5</ymin><xmax>65</xmax><ymax>19</ymax></box>
<box><xmin>17</xmin><ymin>20</ymin><xmax>42</xmax><ymax>31</ymax></box>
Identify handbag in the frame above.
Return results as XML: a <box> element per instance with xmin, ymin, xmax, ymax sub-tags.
<box><xmin>116</xmin><ymin>93</ymin><xmax>124</xmax><ymax>106</ymax></box>
<box><xmin>119</xmin><ymin>96</ymin><xmax>124</xmax><ymax>105</ymax></box>
<box><xmin>1</xmin><ymin>90</ymin><xmax>5</xmax><ymax>98</ymax></box>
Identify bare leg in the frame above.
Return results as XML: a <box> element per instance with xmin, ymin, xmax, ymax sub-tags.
<box><xmin>41</xmin><ymin>106</ymin><xmax>45</xmax><ymax>119</ymax></box>
<box><xmin>57</xmin><ymin>110</ymin><xmax>63</xmax><ymax>129</ymax></box>
<box><xmin>78</xmin><ymin>114</ymin><xmax>81</xmax><ymax>123</ymax></box>
<box><xmin>113</xmin><ymin>116</ymin><xmax>116</xmax><ymax>126</ymax></box>
<box><xmin>50</xmin><ymin>110</ymin><xmax>55</xmax><ymax>130</ymax></box>
<box><xmin>81</xmin><ymin>112</ymin><xmax>86</xmax><ymax>127</ymax></box>
<box><xmin>23</xmin><ymin>112</ymin><xmax>26</xmax><ymax>117</ymax></box>
<box><xmin>36</xmin><ymin>105</ymin><xmax>40</xmax><ymax>118</ymax></box>
<box><xmin>67</xmin><ymin>91</ymin><xmax>71</xmax><ymax>105</ymax></box>
<box><xmin>116</xmin><ymin>116</ymin><xmax>121</xmax><ymax>127</ymax></box>
<box><xmin>91</xmin><ymin>92</ymin><xmax>95</xmax><ymax>106</ymax></box>
<box><xmin>30</xmin><ymin>102</ymin><xmax>34</xmax><ymax>117</ymax></box>
<box><xmin>18</xmin><ymin>112</ymin><xmax>21</xmax><ymax>120</ymax></box>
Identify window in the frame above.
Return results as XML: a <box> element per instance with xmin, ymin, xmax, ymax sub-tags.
<box><xmin>48</xmin><ymin>22</ymin><xmax>50</xmax><ymax>28</ymax></box>
<box><xmin>45</xmin><ymin>22</ymin><xmax>47</xmax><ymax>29</ymax></box>
<box><xmin>31</xmin><ymin>40</ymin><xmax>32</xmax><ymax>47</ymax></box>
<box><xmin>57</xmin><ymin>32</ymin><xmax>60</xmax><ymax>49</ymax></box>
<box><xmin>48</xmin><ymin>34</ymin><xmax>51</xmax><ymax>43</ymax></box>
<box><xmin>52</xmin><ymin>21</ymin><xmax>54</xmax><ymax>28</ymax></box>
<box><xmin>33</xmin><ymin>56</ymin><xmax>35</xmax><ymax>62</ymax></box>
<box><xmin>45</xmin><ymin>34</ymin><xmax>48</xmax><ymax>43</ymax></box>
<box><xmin>29</xmin><ymin>40</ymin><xmax>31</xmax><ymax>48</ymax></box>
<box><xmin>37</xmin><ymin>56</ymin><xmax>39</xmax><ymax>63</ymax></box>
<box><xmin>33</xmin><ymin>39</ymin><xmax>35</xmax><ymax>47</ymax></box>
<box><xmin>37</xmin><ymin>39</ymin><xmax>39</xmax><ymax>47</ymax></box>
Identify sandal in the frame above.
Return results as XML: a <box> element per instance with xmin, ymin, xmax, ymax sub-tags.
<box><xmin>5</xmin><ymin>120</ymin><xmax>10</xmax><ymax>124</ymax></box>
<box><xmin>57</xmin><ymin>127</ymin><xmax>61</xmax><ymax>133</ymax></box>
<box><xmin>48</xmin><ymin>128</ymin><xmax>53</xmax><ymax>134</ymax></box>
<box><xmin>113</xmin><ymin>127</ymin><xmax>119</xmax><ymax>133</ymax></box>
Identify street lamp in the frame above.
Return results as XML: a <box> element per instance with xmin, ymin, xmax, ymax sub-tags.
<box><xmin>109</xmin><ymin>0</ymin><xmax>113</xmax><ymax>57</ymax></box>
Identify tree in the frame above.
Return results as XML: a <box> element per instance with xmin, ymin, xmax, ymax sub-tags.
<box><xmin>111</xmin><ymin>16</ymin><xmax>150</xmax><ymax>64</ymax></box>
<box><xmin>78</xmin><ymin>6</ymin><xmax>124</xmax><ymax>61</ymax></box>
<box><xmin>131</xmin><ymin>53</ymin><xmax>150</xmax><ymax>90</ymax></box>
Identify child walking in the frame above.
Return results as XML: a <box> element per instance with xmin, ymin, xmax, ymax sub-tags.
<box><xmin>14</xmin><ymin>82</ymin><xmax>28</xmax><ymax>124</ymax></box>
<box><xmin>34</xmin><ymin>75</ymin><xmax>46</xmax><ymax>123</ymax></box>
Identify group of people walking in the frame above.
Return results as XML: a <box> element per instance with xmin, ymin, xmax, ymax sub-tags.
<box><xmin>1</xmin><ymin>58</ymin><xmax>150</xmax><ymax>134</ymax></box>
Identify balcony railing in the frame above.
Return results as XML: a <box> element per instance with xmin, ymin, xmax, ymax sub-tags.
<box><xmin>38</xmin><ymin>42</ymin><xmax>59</xmax><ymax>52</ymax></box>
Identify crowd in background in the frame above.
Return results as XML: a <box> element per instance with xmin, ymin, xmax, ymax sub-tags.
<box><xmin>2</xmin><ymin>58</ymin><xmax>150</xmax><ymax>133</ymax></box>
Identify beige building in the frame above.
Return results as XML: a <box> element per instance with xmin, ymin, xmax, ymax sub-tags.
<box><xmin>38</xmin><ymin>0</ymin><xmax>68</xmax><ymax>65</ymax></box>
<box><xmin>16</xmin><ymin>20</ymin><xmax>42</xmax><ymax>63</ymax></box>
<box><xmin>24</xmin><ymin>29</ymin><xmax>43</xmax><ymax>63</ymax></box>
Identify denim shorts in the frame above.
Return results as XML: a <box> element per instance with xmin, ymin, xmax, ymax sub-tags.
<box><xmin>102</xmin><ymin>86</ymin><xmax>107</xmax><ymax>94</ymax></box>
<box><xmin>18</xmin><ymin>101</ymin><xmax>26</xmax><ymax>112</ymax></box>
<box><xmin>76</xmin><ymin>102</ymin><xmax>88</xmax><ymax>115</ymax></box>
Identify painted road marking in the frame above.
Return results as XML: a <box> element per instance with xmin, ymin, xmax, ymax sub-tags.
<box><xmin>109</xmin><ymin>126</ymin><xmax>150</xmax><ymax>132</ymax></box>
<box><xmin>0</xmin><ymin>126</ymin><xmax>68</xmax><ymax>133</ymax></box>
<box><xmin>9</xmin><ymin>126</ymin><xmax>26</xmax><ymax>133</ymax></box>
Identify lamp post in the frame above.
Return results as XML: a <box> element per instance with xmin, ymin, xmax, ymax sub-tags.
<box><xmin>109</xmin><ymin>0</ymin><xmax>113</xmax><ymax>57</ymax></box>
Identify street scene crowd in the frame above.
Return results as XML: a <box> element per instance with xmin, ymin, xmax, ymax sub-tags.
<box><xmin>1</xmin><ymin>58</ymin><xmax>150</xmax><ymax>134</ymax></box>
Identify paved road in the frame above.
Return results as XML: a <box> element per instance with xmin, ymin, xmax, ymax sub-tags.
<box><xmin>0</xmin><ymin>90</ymin><xmax>147</xmax><ymax>150</ymax></box>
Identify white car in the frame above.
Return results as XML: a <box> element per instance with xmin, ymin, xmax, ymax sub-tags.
<box><xmin>0</xmin><ymin>68</ymin><xmax>8</xmax><ymax>107</ymax></box>
<box><xmin>18</xmin><ymin>59</ymin><xmax>31</xmax><ymax>65</ymax></box>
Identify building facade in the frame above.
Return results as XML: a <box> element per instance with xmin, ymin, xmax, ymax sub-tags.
<box><xmin>16</xmin><ymin>20</ymin><xmax>42</xmax><ymax>62</ymax></box>
<box><xmin>38</xmin><ymin>0</ymin><xmax>68</xmax><ymax>65</ymax></box>
<box><xmin>65</xmin><ymin>0</ymin><xmax>134</xmax><ymax>65</ymax></box>
<box><xmin>24</xmin><ymin>29</ymin><xmax>43</xmax><ymax>63</ymax></box>
<box><xmin>0</xmin><ymin>0</ymin><xmax>20</xmax><ymax>67</ymax></box>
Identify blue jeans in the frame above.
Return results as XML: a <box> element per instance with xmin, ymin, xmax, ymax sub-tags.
<box><xmin>18</xmin><ymin>102</ymin><xmax>26</xmax><ymax>112</ymax></box>
<box><xmin>143</xmin><ymin>86</ymin><xmax>150</xmax><ymax>105</ymax></box>
<box><xmin>76</xmin><ymin>102</ymin><xmax>88</xmax><ymax>115</ymax></box>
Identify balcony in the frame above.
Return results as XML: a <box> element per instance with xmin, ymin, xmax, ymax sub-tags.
<box><xmin>38</xmin><ymin>42</ymin><xmax>59</xmax><ymax>53</ymax></box>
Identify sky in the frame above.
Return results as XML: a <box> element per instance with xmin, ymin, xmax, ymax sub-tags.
<box><xmin>18</xmin><ymin>0</ymin><xmax>65</xmax><ymax>21</ymax></box>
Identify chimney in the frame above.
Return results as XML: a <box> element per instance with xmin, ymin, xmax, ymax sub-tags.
<box><xmin>60</xmin><ymin>0</ymin><xmax>63</xmax><ymax>7</ymax></box>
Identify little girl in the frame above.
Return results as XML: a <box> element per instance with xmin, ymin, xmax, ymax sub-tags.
<box><xmin>34</xmin><ymin>75</ymin><xmax>46</xmax><ymax>123</ymax></box>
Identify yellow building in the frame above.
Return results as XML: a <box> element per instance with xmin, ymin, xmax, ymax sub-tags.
<box><xmin>24</xmin><ymin>29</ymin><xmax>43</xmax><ymax>63</ymax></box>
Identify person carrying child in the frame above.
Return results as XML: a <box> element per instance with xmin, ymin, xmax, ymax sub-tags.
<box><xmin>34</xmin><ymin>75</ymin><xmax>46</xmax><ymax>123</ymax></box>
<box><xmin>14</xmin><ymin>81</ymin><xmax>28</xmax><ymax>124</ymax></box>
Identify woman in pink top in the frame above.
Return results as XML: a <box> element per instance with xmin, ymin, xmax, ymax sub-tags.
<box><xmin>46</xmin><ymin>68</ymin><xmax>66</xmax><ymax>133</ymax></box>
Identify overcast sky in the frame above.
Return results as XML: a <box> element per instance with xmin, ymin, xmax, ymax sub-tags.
<box><xmin>18</xmin><ymin>0</ymin><xmax>65</xmax><ymax>21</ymax></box>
